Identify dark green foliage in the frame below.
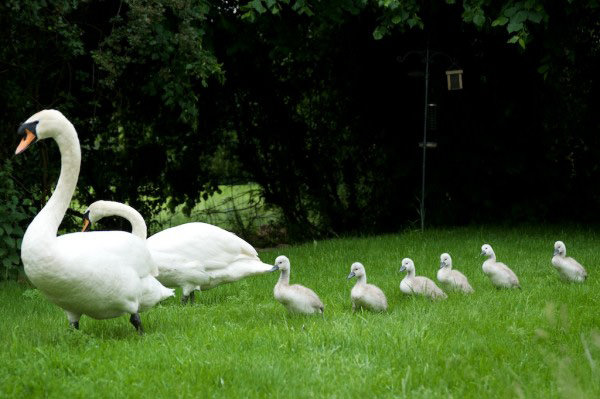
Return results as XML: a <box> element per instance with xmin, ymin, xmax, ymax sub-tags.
<box><xmin>0</xmin><ymin>161</ymin><xmax>36</xmax><ymax>280</ymax></box>
<box><xmin>1</xmin><ymin>0</ymin><xmax>599</xmax><ymax>255</ymax></box>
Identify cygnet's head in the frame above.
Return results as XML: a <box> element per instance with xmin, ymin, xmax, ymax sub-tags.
<box><xmin>15</xmin><ymin>110</ymin><xmax>71</xmax><ymax>154</ymax></box>
<box><xmin>347</xmin><ymin>262</ymin><xmax>366</xmax><ymax>279</ymax></box>
<box><xmin>553</xmin><ymin>241</ymin><xmax>566</xmax><ymax>256</ymax></box>
<box><xmin>399</xmin><ymin>258</ymin><xmax>415</xmax><ymax>273</ymax></box>
<box><xmin>440</xmin><ymin>253</ymin><xmax>453</xmax><ymax>269</ymax></box>
<box><xmin>481</xmin><ymin>244</ymin><xmax>495</xmax><ymax>257</ymax></box>
<box><xmin>271</xmin><ymin>255</ymin><xmax>290</xmax><ymax>272</ymax></box>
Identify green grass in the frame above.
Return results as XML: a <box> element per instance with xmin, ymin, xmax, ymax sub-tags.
<box><xmin>1</xmin><ymin>226</ymin><xmax>599</xmax><ymax>398</ymax></box>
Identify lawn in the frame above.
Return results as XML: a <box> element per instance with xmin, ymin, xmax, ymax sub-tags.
<box><xmin>1</xmin><ymin>226</ymin><xmax>599</xmax><ymax>398</ymax></box>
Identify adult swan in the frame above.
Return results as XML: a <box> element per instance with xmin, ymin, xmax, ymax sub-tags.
<box><xmin>82</xmin><ymin>200</ymin><xmax>274</xmax><ymax>304</ymax></box>
<box><xmin>15</xmin><ymin>110</ymin><xmax>173</xmax><ymax>333</ymax></box>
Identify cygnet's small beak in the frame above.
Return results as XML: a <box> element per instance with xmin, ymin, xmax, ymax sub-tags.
<box><xmin>347</xmin><ymin>272</ymin><xmax>355</xmax><ymax>279</ymax></box>
<box><xmin>553</xmin><ymin>249</ymin><xmax>559</xmax><ymax>256</ymax></box>
<box><xmin>399</xmin><ymin>265</ymin><xmax>407</xmax><ymax>272</ymax></box>
<box><xmin>480</xmin><ymin>251</ymin><xmax>485</xmax><ymax>256</ymax></box>
<box><xmin>439</xmin><ymin>261</ymin><xmax>445</xmax><ymax>269</ymax></box>
<box><xmin>270</xmin><ymin>265</ymin><xmax>280</xmax><ymax>272</ymax></box>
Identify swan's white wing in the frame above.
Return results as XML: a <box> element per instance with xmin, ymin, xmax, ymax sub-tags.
<box><xmin>414</xmin><ymin>276</ymin><xmax>447</xmax><ymax>298</ymax></box>
<box><xmin>148</xmin><ymin>222</ymin><xmax>259</xmax><ymax>269</ymax></box>
<box><xmin>364</xmin><ymin>284</ymin><xmax>388</xmax><ymax>308</ymax></box>
<box><xmin>289</xmin><ymin>284</ymin><xmax>324</xmax><ymax>310</ymax></box>
<box><xmin>55</xmin><ymin>231</ymin><xmax>155</xmax><ymax>278</ymax></box>
<box><xmin>496</xmin><ymin>262</ymin><xmax>520</xmax><ymax>285</ymax></box>
<box><xmin>566</xmin><ymin>257</ymin><xmax>587</xmax><ymax>276</ymax></box>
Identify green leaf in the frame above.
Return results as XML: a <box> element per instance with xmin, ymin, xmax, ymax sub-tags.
<box><xmin>4</xmin><ymin>236</ymin><xmax>14</xmax><ymax>247</ymax></box>
<box><xmin>492</xmin><ymin>16</ymin><xmax>509</xmax><ymax>26</ymax></box>
<box><xmin>537</xmin><ymin>64</ymin><xmax>550</xmax><ymax>74</ymax></box>
<box><xmin>250</xmin><ymin>0</ymin><xmax>267</xmax><ymax>13</ymax></box>
<box><xmin>473</xmin><ymin>14</ymin><xmax>485</xmax><ymax>27</ymax></box>
<box><xmin>2</xmin><ymin>224</ymin><xmax>12</xmax><ymax>235</ymax></box>
<box><xmin>373</xmin><ymin>26</ymin><xmax>385</xmax><ymax>40</ymax></box>
<box><xmin>528</xmin><ymin>11</ymin><xmax>543</xmax><ymax>23</ymax></box>
<box><xmin>507</xmin><ymin>21</ymin><xmax>523</xmax><ymax>33</ymax></box>
<box><xmin>504</xmin><ymin>6</ymin><xmax>519</xmax><ymax>18</ymax></box>
<box><xmin>513</xmin><ymin>10</ymin><xmax>528</xmax><ymax>24</ymax></box>
<box><xmin>518</xmin><ymin>38</ymin><xmax>526</xmax><ymax>49</ymax></box>
<box><xmin>507</xmin><ymin>36</ymin><xmax>519</xmax><ymax>44</ymax></box>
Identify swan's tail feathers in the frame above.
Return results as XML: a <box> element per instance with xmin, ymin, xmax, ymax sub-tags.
<box><xmin>230</xmin><ymin>258</ymin><xmax>276</xmax><ymax>276</ymax></box>
<box><xmin>138</xmin><ymin>277</ymin><xmax>175</xmax><ymax>312</ymax></box>
<box><xmin>161</xmin><ymin>286</ymin><xmax>176</xmax><ymax>299</ymax></box>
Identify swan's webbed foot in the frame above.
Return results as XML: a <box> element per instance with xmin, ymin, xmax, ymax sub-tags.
<box><xmin>129</xmin><ymin>313</ymin><xmax>144</xmax><ymax>335</ymax></box>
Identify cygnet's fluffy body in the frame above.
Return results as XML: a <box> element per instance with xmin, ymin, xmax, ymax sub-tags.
<box><xmin>437</xmin><ymin>253</ymin><xmax>474</xmax><ymax>293</ymax></box>
<box><xmin>347</xmin><ymin>262</ymin><xmax>387</xmax><ymax>312</ymax></box>
<box><xmin>552</xmin><ymin>241</ymin><xmax>587</xmax><ymax>282</ymax></box>
<box><xmin>399</xmin><ymin>258</ymin><xmax>447</xmax><ymax>300</ymax></box>
<box><xmin>272</xmin><ymin>256</ymin><xmax>324</xmax><ymax>314</ymax></box>
<box><xmin>480</xmin><ymin>244</ymin><xmax>521</xmax><ymax>289</ymax></box>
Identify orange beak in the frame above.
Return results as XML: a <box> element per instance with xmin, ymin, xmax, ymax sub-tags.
<box><xmin>82</xmin><ymin>219</ymin><xmax>90</xmax><ymax>232</ymax></box>
<box><xmin>15</xmin><ymin>129</ymin><xmax>36</xmax><ymax>155</ymax></box>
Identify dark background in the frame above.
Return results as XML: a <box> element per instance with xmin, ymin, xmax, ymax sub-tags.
<box><xmin>1</xmin><ymin>1</ymin><xmax>599</xmax><ymax>249</ymax></box>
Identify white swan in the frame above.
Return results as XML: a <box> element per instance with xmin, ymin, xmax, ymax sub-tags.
<box><xmin>347</xmin><ymin>262</ymin><xmax>387</xmax><ymax>312</ymax></box>
<box><xmin>399</xmin><ymin>258</ymin><xmax>447</xmax><ymax>299</ymax></box>
<box><xmin>271</xmin><ymin>256</ymin><xmax>324</xmax><ymax>314</ymax></box>
<box><xmin>15</xmin><ymin>110</ymin><xmax>173</xmax><ymax>332</ymax></box>
<box><xmin>82</xmin><ymin>200</ymin><xmax>274</xmax><ymax>304</ymax></box>
<box><xmin>437</xmin><ymin>253</ymin><xmax>474</xmax><ymax>293</ymax></box>
<box><xmin>480</xmin><ymin>244</ymin><xmax>521</xmax><ymax>289</ymax></box>
<box><xmin>552</xmin><ymin>241</ymin><xmax>587</xmax><ymax>282</ymax></box>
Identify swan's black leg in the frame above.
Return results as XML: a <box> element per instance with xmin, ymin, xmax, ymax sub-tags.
<box><xmin>181</xmin><ymin>294</ymin><xmax>189</xmax><ymax>305</ymax></box>
<box><xmin>129</xmin><ymin>313</ymin><xmax>144</xmax><ymax>334</ymax></box>
<box><xmin>189</xmin><ymin>291</ymin><xmax>195</xmax><ymax>304</ymax></box>
<box><xmin>66</xmin><ymin>311</ymin><xmax>80</xmax><ymax>330</ymax></box>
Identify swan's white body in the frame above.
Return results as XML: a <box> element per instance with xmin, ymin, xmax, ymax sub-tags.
<box><xmin>84</xmin><ymin>201</ymin><xmax>273</xmax><ymax>300</ymax></box>
<box><xmin>348</xmin><ymin>262</ymin><xmax>387</xmax><ymax>312</ymax></box>
<box><xmin>481</xmin><ymin>244</ymin><xmax>521</xmax><ymax>289</ymax></box>
<box><xmin>437</xmin><ymin>253</ymin><xmax>474</xmax><ymax>293</ymax></box>
<box><xmin>272</xmin><ymin>256</ymin><xmax>324</xmax><ymax>314</ymax></box>
<box><xmin>399</xmin><ymin>258</ymin><xmax>447</xmax><ymax>300</ymax></box>
<box><xmin>18</xmin><ymin>110</ymin><xmax>173</xmax><ymax>329</ymax></box>
<box><xmin>552</xmin><ymin>241</ymin><xmax>587</xmax><ymax>282</ymax></box>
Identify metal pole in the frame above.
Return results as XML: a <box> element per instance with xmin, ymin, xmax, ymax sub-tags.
<box><xmin>421</xmin><ymin>46</ymin><xmax>430</xmax><ymax>231</ymax></box>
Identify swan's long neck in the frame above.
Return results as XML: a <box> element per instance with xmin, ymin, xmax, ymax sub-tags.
<box><xmin>487</xmin><ymin>253</ymin><xmax>496</xmax><ymax>261</ymax></box>
<box><xmin>25</xmin><ymin>122</ymin><xmax>80</xmax><ymax>243</ymax></box>
<box><xmin>407</xmin><ymin>269</ymin><xmax>416</xmax><ymax>278</ymax></box>
<box><xmin>101</xmin><ymin>202</ymin><xmax>147</xmax><ymax>240</ymax></box>
<box><xmin>278</xmin><ymin>269</ymin><xmax>290</xmax><ymax>285</ymax></box>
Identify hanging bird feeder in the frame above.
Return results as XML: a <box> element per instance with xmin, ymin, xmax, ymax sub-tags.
<box><xmin>446</xmin><ymin>69</ymin><xmax>464</xmax><ymax>90</ymax></box>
